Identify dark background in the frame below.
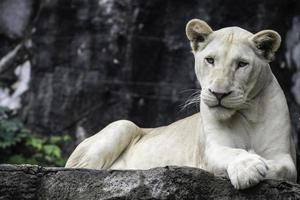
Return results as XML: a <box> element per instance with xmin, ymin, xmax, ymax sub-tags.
<box><xmin>0</xmin><ymin>0</ymin><xmax>300</xmax><ymax>173</ymax></box>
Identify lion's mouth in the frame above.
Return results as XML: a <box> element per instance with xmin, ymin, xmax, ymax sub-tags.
<box><xmin>210</xmin><ymin>102</ymin><xmax>231</xmax><ymax>109</ymax></box>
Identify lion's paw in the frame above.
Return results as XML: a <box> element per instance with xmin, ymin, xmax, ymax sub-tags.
<box><xmin>227</xmin><ymin>154</ymin><xmax>269</xmax><ymax>190</ymax></box>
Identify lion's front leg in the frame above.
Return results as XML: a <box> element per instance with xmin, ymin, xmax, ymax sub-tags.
<box><xmin>205</xmin><ymin>144</ymin><xmax>269</xmax><ymax>190</ymax></box>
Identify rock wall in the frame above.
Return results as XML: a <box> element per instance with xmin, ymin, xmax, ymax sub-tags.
<box><xmin>19</xmin><ymin>0</ymin><xmax>198</xmax><ymax>136</ymax></box>
<box><xmin>1</xmin><ymin>165</ymin><xmax>300</xmax><ymax>200</ymax></box>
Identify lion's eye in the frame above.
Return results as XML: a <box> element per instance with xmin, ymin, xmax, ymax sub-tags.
<box><xmin>237</xmin><ymin>61</ymin><xmax>248</xmax><ymax>69</ymax></box>
<box><xmin>205</xmin><ymin>57</ymin><xmax>214</xmax><ymax>65</ymax></box>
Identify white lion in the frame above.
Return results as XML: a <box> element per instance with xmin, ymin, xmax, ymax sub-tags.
<box><xmin>66</xmin><ymin>19</ymin><xmax>297</xmax><ymax>189</ymax></box>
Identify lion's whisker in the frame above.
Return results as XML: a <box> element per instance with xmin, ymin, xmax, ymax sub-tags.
<box><xmin>180</xmin><ymin>89</ymin><xmax>201</xmax><ymax>110</ymax></box>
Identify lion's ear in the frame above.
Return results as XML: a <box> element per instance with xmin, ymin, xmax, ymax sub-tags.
<box><xmin>186</xmin><ymin>19</ymin><xmax>213</xmax><ymax>52</ymax></box>
<box><xmin>250</xmin><ymin>30</ymin><xmax>281</xmax><ymax>61</ymax></box>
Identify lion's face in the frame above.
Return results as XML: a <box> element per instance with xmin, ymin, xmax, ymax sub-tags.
<box><xmin>186</xmin><ymin>20</ymin><xmax>281</xmax><ymax>120</ymax></box>
<box><xmin>195</xmin><ymin>28</ymin><xmax>267</xmax><ymax>119</ymax></box>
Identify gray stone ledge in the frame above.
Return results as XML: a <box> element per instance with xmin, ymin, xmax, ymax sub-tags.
<box><xmin>0</xmin><ymin>164</ymin><xmax>300</xmax><ymax>200</ymax></box>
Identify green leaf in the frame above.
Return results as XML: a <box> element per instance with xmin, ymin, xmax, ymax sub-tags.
<box><xmin>25</xmin><ymin>137</ymin><xmax>44</xmax><ymax>150</ymax></box>
<box><xmin>49</xmin><ymin>135</ymin><xmax>71</xmax><ymax>144</ymax></box>
<box><xmin>43</xmin><ymin>144</ymin><xmax>61</xmax><ymax>158</ymax></box>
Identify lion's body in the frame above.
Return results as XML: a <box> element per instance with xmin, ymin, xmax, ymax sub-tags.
<box><xmin>111</xmin><ymin>114</ymin><xmax>203</xmax><ymax>169</ymax></box>
<box><xmin>66</xmin><ymin>20</ymin><xmax>297</xmax><ymax>190</ymax></box>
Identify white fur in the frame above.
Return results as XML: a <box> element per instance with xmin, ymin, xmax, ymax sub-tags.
<box><xmin>66</xmin><ymin>20</ymin><xmax>297</xmax><ymax>190</ymax></box>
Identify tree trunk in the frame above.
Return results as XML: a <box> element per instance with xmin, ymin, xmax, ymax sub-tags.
<box><xmin>0</xmin><ymin>164</ymin><xmax>300</xmax><ymax>200</ymax></box>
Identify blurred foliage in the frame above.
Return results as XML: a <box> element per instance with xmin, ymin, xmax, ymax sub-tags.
<box><xmin>0</xmin><ymin>106</ymin><xmax>71</xmax><ymax>166</ymax></box>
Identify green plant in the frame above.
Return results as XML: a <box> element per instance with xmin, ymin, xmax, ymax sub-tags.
<box><xmin>0</xmin><ymin>106</ymin><xmax>71</xmax><ymax>166</ymax></box>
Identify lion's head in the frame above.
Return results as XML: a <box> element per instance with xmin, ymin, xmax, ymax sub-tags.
<box><xmin>186</xmin><ymin>19</ymin><xmax>281</xmax><ymax>120</ymax></box>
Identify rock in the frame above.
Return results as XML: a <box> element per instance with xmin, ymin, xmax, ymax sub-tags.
<box><xmin>0</xmin><ymin>164</ymin><xmax>300</xmax><ymax>200</ymax></box>
<box><xmin>0</xmin><ymin>0</ymin><xmax>38</xmax><ymax>111</ymax></box>
<box><xmin>0</xmin><ymin>0</ymin><xmax>35</xmax><ymax>39</ymax></box>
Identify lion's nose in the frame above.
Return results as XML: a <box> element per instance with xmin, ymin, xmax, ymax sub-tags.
<box><xmin>209</xmin><ymin>89</ymin><xmax>232</xmax><ymax>101</ymax></box>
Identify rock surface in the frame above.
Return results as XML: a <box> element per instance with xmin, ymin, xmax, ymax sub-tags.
<box><xmin>0</xmin><ymin>0</ymin><xmax>35</xmax><ymax>39</ymax></box>
<box><xmin>0</xmin><ymin>165</ymin><xmax>300</xmax><ymax>200</ymax></box>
